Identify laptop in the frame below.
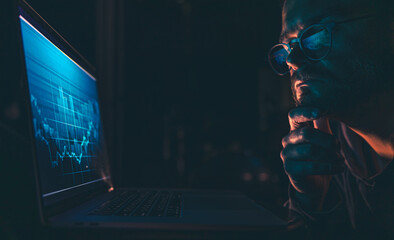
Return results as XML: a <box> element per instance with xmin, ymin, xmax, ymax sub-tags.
<box><xmin>15</xmin><ymin>0</ymin><xmax>287</xmax><ymax>232</ymax></box>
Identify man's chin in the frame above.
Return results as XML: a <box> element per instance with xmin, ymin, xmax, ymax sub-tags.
<box><xmin>295</xmin><ymin>94</ymin><xmax>317</xmax><ymax>107</ymax></box>
<box><xmin>294</xmin><ymin>93</ymin><xmax>330</xmax><ymax>113</ymax></box>
<box><xmin>293</xmin><ymin>86</ymin><xmax>321</xmax><ymax>107</ymax></box>
<box><xmin>296</xmin><ymin>93</ymin><xmax>349</xmax><ymax>121</ymax></box>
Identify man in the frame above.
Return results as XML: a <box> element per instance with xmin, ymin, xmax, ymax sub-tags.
<box><xmin>268</xmin><ymin>0</ymin><xmax>394</xmax><ymax>238</ymax></box>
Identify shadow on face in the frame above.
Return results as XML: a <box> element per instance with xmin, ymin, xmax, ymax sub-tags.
<box><xmin>280</xmin><ymin>0</ymin><xmax>393</xmax><ymax>119</ymax></box>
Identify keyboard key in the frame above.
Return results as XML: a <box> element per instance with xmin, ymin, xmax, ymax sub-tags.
<box><xmin>89</xmin><ymin>190</ymin><xmax>182</xmax><ymax>218</ymax></box>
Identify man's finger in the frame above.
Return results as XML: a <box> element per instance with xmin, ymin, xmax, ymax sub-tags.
<box><xmin>288</xmin><ymin>107</ymin><xmax>321</xmax><ymax>131</ymax></box>
<box><xmin>280</xmin><ymin>143</ymin><xmax>340</xmax><ymax>163</ymax></box>
<box><xmin>281</xmin><ymin>127</ymin><xmax>338</xmax><ymax>149</ymax></box>
<box><xmin>283</xmin><ymin>160</ymin><xmax>344</xmax><ymax>177</ymax></box>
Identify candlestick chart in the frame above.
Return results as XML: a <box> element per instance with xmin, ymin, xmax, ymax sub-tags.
<box><xmin>31</xmin><ymin>86</ymin><xmax>99</xmax><ymax>179</ymax></box>
<box><xmin>20</xmin><ymin>14</ymin><xmax>105</xmax><ymax>195</ymax></box>
<box><xmin>29</xmin><ymin>71</ymin><xmax>102</xmax><ymax>191</ymax></box>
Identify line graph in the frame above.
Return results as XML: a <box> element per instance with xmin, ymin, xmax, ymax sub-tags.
<box><xmin>19</xmin><ymin>14</ymin><xmax>106</xmax><ymax>196</ymax></box>
<box><xmin>32</xmin><ymin>89</ymin><xmax>95</xmax><ymax>167</ymax></box>
<box><xmin>31</xmin><ymin>84</ymin><xmax>100</xmax><ymax>184</ymax></box>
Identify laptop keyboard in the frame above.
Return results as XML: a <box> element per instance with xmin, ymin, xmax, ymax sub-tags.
<box><xmin>89</xmin><ymin>190</ymin><xmax>183</xmax><ymax>217</ymax></box>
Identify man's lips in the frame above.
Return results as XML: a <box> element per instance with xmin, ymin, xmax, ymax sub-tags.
<box><xmin>295</xmin><ymin>80</ymin><xmax>310</xmax><ymax>88</ymax></box>
<box><xmin>294</xmin><ymin>79</ymin><xmax>320</xmax><ymax>88</ymax></box>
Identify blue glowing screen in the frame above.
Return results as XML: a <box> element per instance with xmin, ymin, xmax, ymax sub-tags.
<box><xmin>19</xmin><ymin>15</ymin><xmax>106</xmax><ymax>198</ymax></box>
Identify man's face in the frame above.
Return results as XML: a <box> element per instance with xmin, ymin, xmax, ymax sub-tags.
<box><xmin>282</xmin><ymin>0</ymin><xmax>388</xmax><ymax>118</ymax></box>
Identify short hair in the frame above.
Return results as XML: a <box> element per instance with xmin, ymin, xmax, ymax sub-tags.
<box><xmin>282</xmin><ymin>0</ymin><xmax>393</xmax><ymax>20</ymax></box>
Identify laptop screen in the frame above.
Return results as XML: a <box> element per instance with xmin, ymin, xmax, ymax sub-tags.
<box><xmin>18</xmin><ymin>6</ymin><xmax>110</xmax><ymax>206</ymax></box>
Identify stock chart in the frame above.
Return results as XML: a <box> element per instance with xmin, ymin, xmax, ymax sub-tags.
<box><xmin>20</xmin><ymin>15</ymin><xmax>105</xmax><ymax>196</ymax></box>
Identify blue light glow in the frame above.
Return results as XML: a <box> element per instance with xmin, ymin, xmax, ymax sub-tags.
<box><xmin>19</xmin><ymin>15</ymin><xmax>105</xmax><ymax>197</ymax></box>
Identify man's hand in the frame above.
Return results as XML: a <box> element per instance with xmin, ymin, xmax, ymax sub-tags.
<box><xmin>280</xmin><ymin>107</ymin><xmax>344</xmax><ymax>211</ymax></box>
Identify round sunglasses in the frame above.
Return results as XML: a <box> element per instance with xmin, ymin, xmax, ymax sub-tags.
<box><xmin>268</xmin><ymin>14</ymin><xmax>375</xmax><ymax>75</ymax></box>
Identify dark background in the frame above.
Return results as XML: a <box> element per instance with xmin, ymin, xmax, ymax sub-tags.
<box><xmin>1</xmin><ymin>0</ymin><xmax>294</xmax><ymax>239</ymax></box>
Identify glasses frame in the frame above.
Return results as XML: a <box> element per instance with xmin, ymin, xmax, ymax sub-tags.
<box><xmin>268</xmin><ymin>14</ymin><xmax>375</xmax><ymax>76</ymax></box>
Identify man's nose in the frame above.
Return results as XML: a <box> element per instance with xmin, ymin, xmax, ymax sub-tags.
<box><xmin>286</xmin><ymin>43</ymin><xmax>310</xmax><ymax>71</ymax></box>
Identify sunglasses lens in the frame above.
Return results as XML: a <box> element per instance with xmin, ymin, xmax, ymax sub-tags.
<box><xmin>300</xmin><ymin>25</ymin><xmax>331</xmax><ymax>60</ymax></box>
<box><xmin>268</xmin><ymin>45</ymin><xmax>290</xmax><ymax>75</ymax></box>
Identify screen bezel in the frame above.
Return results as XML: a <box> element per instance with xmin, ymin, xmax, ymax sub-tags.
<box><xmin>15</xmin><ymin>0</ymin><xmax>112</xmax><ymax>222</ymax></box>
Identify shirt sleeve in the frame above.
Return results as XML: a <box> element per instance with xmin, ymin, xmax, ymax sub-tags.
<box><xmin>283</xmin><ymin>119</ymin><xmax>394</xmax><ymax>237</ymax></box>
<box><xmin>284</xmin><ymin>177</ymin><xmax>355</xmax><ymax>238</ymax></box>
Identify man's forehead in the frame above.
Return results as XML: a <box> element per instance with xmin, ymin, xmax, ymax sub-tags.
<box><xmin>280</xmin><ymin>0</ymin><xmax>352</xmax><ymax>41</ymax></box>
